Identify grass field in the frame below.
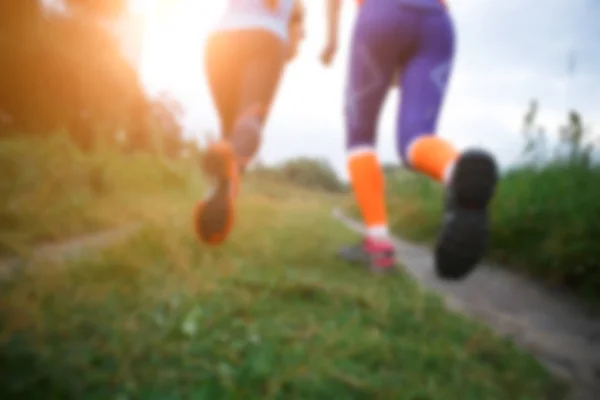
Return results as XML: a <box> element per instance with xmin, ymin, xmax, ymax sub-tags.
<box><xmin>0</xmin><ymin>137</ymin><xmax>566</xmax><ymax>399</ymax></box>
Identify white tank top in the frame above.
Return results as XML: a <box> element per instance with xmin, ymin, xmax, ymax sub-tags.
<box><xmin>214</xmin><ymin>0</ymin><xmax>295</xmax><ymax>42</ymax></box>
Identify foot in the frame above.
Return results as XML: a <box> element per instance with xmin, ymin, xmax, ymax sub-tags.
<box><xmin>338</xmin><ymin>237</ymin><xmax>397</xmax><ymax>273</ymax></box>
<box><xmin>193</xmin><ymin>140</ymin><xmax>239</xmax><ymax>245</ymax></box>
<box><xmin>435</xmin><ymin>149</ymin><xmax>499</xmax><ymax>280</ymax></box>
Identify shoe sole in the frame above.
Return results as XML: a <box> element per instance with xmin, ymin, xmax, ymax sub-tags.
<box><xmin>194</xmin><ymin>142</ymin><xmax>237</xmax><ymax>245</ymax></box>
<box><xmin>435</xmin><ymin>150</ymin><xmax>498</xmax><ymax>280</ymax></box>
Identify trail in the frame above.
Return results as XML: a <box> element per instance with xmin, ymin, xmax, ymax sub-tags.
<box><xmin>333</xmin><ymin>208</ymin><xmax>600</xmax><ymax>400</ymax></box>
<box><xmin>0</xmin><ymin>224</ymin><xmax>141</xmax><ymax>283</ymax></box>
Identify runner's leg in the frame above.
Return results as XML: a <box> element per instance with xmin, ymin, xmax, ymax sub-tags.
<box><xmin>230</xmin><ymin>30</ymin><xmax>286</xmax><ymax>170</ymax></box>
<box><xmin>194</xmin><ymin>31</ymin><xmax>244</xmax><ymax>245</ymax></box>
<box><xmin>396</xmin><ymin>9</ymin><xmax>499</xmax><ymax>279</ymax></box>
<box><xmin>204</xmin><ymin>31</ymin><xmax>241</xmax><ymax>139</ymax></box>
<box><xmin>195</xmin><ymin>30</ymin><xmax>286</xmax><ymax>245</ymax></box>
<box><xmin>398</xmin><ymin>8</ymin><xmax>458</xmax><ymax>183</ymax></box>
<box><xmin>338</xmin><ymin>3</ymin><xmax>418</xmax><ymax>272</ymax></box>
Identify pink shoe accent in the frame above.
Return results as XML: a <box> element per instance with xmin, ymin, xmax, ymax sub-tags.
<box><xmin>364</xmin><ymin>237</ymin><xmax>396</xmax><ymax>271</ymax></box>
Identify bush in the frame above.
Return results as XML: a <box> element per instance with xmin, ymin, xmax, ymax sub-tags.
<box><xmin>491</xmin><ymin>161</ymin><xmax>600</xmax><ymax>298</ymax></box>
<box><xmin>251</xmin><ymin>157</ymin><xmax>347</xmax><ymax>193</ymax></box>
<box><xmin>0</xmin><ymin>0</ymin><xmax>170</xmax><ymax>154</ymax></box>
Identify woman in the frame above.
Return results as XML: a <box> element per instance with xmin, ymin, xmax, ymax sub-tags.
<box><xmin>322</xmin><ymin>0</ymin><xmax>499</xmax><ymax>280</ymax></box>
<box><xmin>194</xmin><ymin>0</ymin><xmax>305</xmax><ymax>245</ymax></box>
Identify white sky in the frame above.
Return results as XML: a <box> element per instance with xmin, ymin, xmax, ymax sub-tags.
<box><xmin>128</xmin><ymin>0</ymin><xmax>599</xmax><ymax>179</ymax></box>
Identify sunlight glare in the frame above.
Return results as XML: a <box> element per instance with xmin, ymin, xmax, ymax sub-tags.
<box><xmin>131</xmin><ymin>0</ymin><xmax>226</xmax><ymax>94</ymax></box>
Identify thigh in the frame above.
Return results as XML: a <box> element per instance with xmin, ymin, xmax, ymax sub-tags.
<box><xmin>344</xmin><ymin>4</ymin><xmax>416</xmax><ymax>150</ymax></box>
<box><xmin>236</xmin><ymin>30</ymin><xmax>286</xmax><ymax>126</ymax></box>
<box><xmin>204</xmin><ymin>32</ymin><xmax>241</xmax><ymax>138</ymax></box>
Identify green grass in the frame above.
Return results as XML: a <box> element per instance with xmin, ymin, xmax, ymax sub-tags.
<box><xmin>0</xmin><ymin>134</ymin><xmax>201</xmax><ymax>258</ymax></box>
<box><xmin>0</xmin><ymin>161</ymin><xmax>566</xmax><ymax>398</ymax></box>
<box><xmin>344</xmin><ymin>163</ymin><xmax>600</xmax><ymax>304</ymax></box>
<box><xmin>491</xmin><ymin>163</ymin><xmax>600</xmax><ymax>299</ymax></box>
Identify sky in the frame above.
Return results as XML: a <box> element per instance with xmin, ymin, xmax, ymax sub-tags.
<box><xmin>127</xmin><ymin>0</ymin><xmax>599</xmax><ymax>180</ymax></box>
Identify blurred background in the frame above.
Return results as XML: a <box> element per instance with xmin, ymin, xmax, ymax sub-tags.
<box><xmin>2</xmin><ymin>0</ymin><xmax>598</xmax><ymax>179</ymax></box>
<box><xmin>1</xmin><ymin>2</ymin><xmax>599</xmax><ymax>399</ymax></box>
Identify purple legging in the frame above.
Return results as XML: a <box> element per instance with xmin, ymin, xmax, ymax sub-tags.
<box><xmin>345</xmin><ymin>0</ymin><xmax>455</xmax><ymax>163</ymax></box>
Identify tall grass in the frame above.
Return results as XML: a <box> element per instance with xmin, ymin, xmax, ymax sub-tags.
<box><xmin>0</xmin><ymin>133</ymin><xmax>201</xmax><ymax>257</ymax></box>
<box><xmin>491</xmin><ymin>161</ymin><xmax>600</xmax><ymax>299</ymax></box>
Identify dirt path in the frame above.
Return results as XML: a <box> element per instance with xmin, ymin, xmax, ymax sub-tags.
<box><xmin>333</xmin><ymin>208</ymin><xmax>600</xmax><ymax>400</ymax></box>
<box><xmin>0</xmin><ymin>224</ymin><xmax>141</xmax><ymax>283</ymax></box>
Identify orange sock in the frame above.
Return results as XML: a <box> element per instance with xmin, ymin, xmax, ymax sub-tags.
<box><xmin>347</xmin><ymin>148</ymin><xmax>389</xmax><ymax>239</ymax></box>
<box><xmin>407</xmin><ymin>136</ymin><xmax>459</xmax><ymax>183</ymax></box>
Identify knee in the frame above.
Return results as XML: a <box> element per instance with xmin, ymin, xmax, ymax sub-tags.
<box><xmin>230</xmin><ymin>107</ymin><xmax>265</xmax><ymax>161</ymax></box>
<box><xmin>346</xmin><ymin>129</ymin><xmax>376</xmax><ymax>154</ymax></box>
<box><xmin>396</xmin><ymin>140</ymin><xmax>410</xmax><ymax>166</ymax></box>
<box><xmin>396</xmin><ymin>136</ymin><xmax>414</xmax><ymax>167</ymax></box>
<box><xmin>397</xmin><ymin>133</ymin><xmax>436</xmax><ymax>168</ymax></box>
<box><xmin>345</xmin><ymin>116</ymin><xmax>376</xmax><ymax>153</ymax></box>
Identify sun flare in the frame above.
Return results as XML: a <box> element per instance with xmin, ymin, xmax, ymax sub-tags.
<box><xmin>129</xmin><ymin>0</ymin><xmax>226</xmax><ymax>93</ymax></box>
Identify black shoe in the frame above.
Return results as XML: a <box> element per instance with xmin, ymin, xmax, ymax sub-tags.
<box><xmin>435</xmin><ymin>149</ymin><xmax>499</xmax><ymax>280</ymax></box>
